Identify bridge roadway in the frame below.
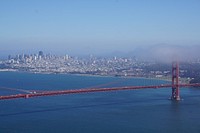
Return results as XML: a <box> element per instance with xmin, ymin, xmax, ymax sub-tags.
<box><xmin>1</xmin><ymin>83</ymin><xmax>200</xmax><ymax>100</ymax></box>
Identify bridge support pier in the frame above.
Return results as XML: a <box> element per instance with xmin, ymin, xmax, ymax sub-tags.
<box><xmin>171</xmin><ymin>61</ymin><xmax>180</xmax><ymax>101</ymax></box>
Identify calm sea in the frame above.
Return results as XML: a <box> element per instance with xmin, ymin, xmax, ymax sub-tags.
<box><xmin>0</xmin><ymin>72</ymin><xmax>200</xmax><ymax>133</ymax></box>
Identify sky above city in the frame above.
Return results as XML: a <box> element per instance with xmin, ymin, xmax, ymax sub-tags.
<box><xmin>0</xmin><ymin>0</ymin><xmax>200</xmax><ymax>58</ymax></box>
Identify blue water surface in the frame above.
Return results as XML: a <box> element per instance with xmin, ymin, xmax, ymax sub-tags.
<box><xmin>0</xmin><ymin>72</ymin><xmax>200</xmax><ymax>133</ymax></box>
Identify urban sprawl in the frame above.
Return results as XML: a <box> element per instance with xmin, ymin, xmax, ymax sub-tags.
<box><xmin>0</xmin><ymin>51</ymin><xmax>200</xmax><ymax>82</ymax></box>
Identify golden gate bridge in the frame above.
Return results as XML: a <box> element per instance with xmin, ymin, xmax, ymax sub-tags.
<box><xmin>1</xmin><ymin>62</ymin><xmax>200</xmax><ymax>101</ymax></box>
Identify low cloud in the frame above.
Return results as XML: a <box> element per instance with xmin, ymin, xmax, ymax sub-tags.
<box><xmin>134</xmin><ymin>44</ymin><xmax>200</xmax><ymax>63</ymax></box>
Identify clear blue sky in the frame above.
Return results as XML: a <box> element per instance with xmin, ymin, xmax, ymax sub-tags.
<box><xmin>0</xmin><ymin>0</ymin><xmax>200</xmax><ymax>56</ymax></box>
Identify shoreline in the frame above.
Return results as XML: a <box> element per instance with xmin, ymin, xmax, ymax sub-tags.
<box><xmin>0</xmin><ymin>69</ymin><xmax>176</xmax><ymax>83</ymax></box>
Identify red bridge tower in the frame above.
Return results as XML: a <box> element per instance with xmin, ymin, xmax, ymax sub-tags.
<box><xmin>171</xmin><ymin>61</ymin><xmax>181</xmax><ymax>100</ymax></box>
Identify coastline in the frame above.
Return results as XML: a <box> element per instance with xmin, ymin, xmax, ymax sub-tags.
<box><xmin>0</xmin><ymin>69</ymin><xmax>17</xmax><ymax>72</ymax></box>
<box><xmin>0</xmin><ymin>68</ymin><xmax>175</xmax><ymax>83</ymax></box>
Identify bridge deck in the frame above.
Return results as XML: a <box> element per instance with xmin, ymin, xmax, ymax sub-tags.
<box><xmin>1</xmin><ymin>83</ymin><xmax>200</xmax><ymax>100</ymax></box>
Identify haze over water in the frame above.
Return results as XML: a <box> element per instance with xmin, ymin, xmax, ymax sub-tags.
<box><xmin>0</xmin><ymin>72</ymin><xmax>200</xmax><ymax>133</ymax></box>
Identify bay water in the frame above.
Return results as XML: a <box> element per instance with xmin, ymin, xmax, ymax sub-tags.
<box><xmin>0</xmin><ymin>72</ymin><xmax>200</xmax><ymax>133</ymax></box>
